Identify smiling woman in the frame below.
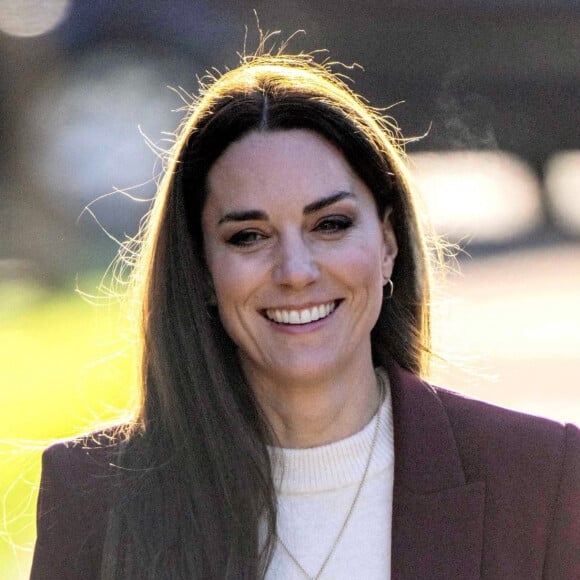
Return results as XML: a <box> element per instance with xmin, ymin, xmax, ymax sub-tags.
<box><xmin>202</xmin><ymin>130</ymin><xmax>397</xmax><ymax>421</ymax></box>
<box><xmin>31</xmin><ymin>49</ymin><xmax>579</xmax><ymax>580</ymax></box>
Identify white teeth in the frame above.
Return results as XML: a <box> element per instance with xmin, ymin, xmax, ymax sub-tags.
<box><xmin>265</xmin><ymin>302</ymin><xmax>337</xmax><ymax>325</ymax></box>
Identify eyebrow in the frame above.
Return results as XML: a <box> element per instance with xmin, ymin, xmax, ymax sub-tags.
<box><xmin>218</xmin><ymin>209</ymin><xmax>267</xmax><ymax>224</ymax></box>
<box><xmin>217</xmin><ymin>191</ymin><xmax>355</xmax><ymax>225</ymax></box>
<box><xmin>303</xmin><ymin>190</ymin><xmax>355</xmax><ymax>215</ymax></box>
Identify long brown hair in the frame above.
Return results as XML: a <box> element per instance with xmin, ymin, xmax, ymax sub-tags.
<box><xmin>101</xmin><ymin>52</ymin><xmax>432</xmax><ymax>579</ymax></box>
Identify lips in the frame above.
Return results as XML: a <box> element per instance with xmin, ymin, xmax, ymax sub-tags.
<box><xmin>264</xmin><ymin>301</ymin><xmax>339</xmax><ymax>325</ymax></box>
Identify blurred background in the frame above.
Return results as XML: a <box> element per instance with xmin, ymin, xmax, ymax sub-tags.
<box><xmin>1</xmin><ymin>1</ymin><xmax>579</xmax><ymax>577</ymax></box>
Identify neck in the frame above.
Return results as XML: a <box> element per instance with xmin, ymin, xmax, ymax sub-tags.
<box><xmin>245</xmin><ymin>358</ymin><xmax>381</xmax><ymax>449</ymax></box>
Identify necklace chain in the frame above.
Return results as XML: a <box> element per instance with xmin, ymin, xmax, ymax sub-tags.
<box><xmin>275</xmin><ymin>371</ymin><xmax>385</xmax><ymax>580</ymax></box>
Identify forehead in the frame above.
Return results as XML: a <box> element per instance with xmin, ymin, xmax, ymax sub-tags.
<box><xmin>204</xmin><ymin>129</ymin><xmax>365</xmax><ymax>211</ymax></box>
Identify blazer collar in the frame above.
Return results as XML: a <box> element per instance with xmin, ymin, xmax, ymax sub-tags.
<box><xmin>387</xmin><ymin>363</ymin><xmax>486</xmax><ymax>579</ymax></box>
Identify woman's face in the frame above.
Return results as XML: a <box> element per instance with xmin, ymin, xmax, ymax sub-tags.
<box><xmin>202</xmin><ymin>129</ymin><xmax>397</xmax><ymax>387</ymax></box>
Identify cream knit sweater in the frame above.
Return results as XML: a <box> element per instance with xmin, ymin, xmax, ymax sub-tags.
<box><xmin>265</xmin><ymin>371</ymin><xmax>395</xmax><ymax>579</ymax></box>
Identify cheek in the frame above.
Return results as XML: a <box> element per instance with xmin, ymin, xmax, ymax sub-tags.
<box><xmin>207</xmin><ymin>254</ymin><xmax>263</xmax><ymax>317</ymax></box>
<box><xmin>336</xmin><ymin>238</ymin><xmax>385</xmax><ymax>286</ymax></box>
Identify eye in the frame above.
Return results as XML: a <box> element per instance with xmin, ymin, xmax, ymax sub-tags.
<box><xmin>226</xmin><ymin>229</ymin><xmax>267</xmax><ymax>247</ymax></box>
<box><xmin>314</xmin><ymin>215</ymin><xmax>354</xmax><ymax>234</ymax></box>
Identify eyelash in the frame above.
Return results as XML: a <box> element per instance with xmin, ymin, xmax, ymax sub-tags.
<box><xmin>226</xmin><ymin>230</ymin><xmax>265</xmax><ymax>247</ymax></box>
<box><xmin>225</xmin><ymin>215</ymin><xmax>354</xmax><ymax>248</ymax></box>
<box><xmin>315</xmin><ymin>215</ymin><xmax>354</xmax><ymax>233</ymax></box>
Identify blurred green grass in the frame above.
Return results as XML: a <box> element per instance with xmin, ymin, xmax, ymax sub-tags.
<box><xmin>0</xmin><ymin>281</ymin><xmax>137</xmax><ymax>579</ymax></box>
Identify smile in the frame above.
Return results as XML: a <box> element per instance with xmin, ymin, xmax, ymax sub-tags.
<box><xmin>264</xmin><ymin>301</ymin><xmax>339</xmax><ymax>325</ymax></box>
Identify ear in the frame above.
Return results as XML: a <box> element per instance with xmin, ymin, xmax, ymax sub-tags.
<box><xmin>381</xmin><ymin>208</ymin><xmax>398</xmax><ymax>283</ymax></box>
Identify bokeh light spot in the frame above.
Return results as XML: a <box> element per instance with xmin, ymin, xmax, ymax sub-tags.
<box><xmin>0</xmin><ymin>0</ymin><xmax>70</xmax><ymax>38</ymax></box>
<box><xmin>409</xmin><ymin>151</ymin><xmax>543</xmax><ymax>243</ymax></box>
<box><xmin>545</xmin><ymin>151</ymin><xmax>580</xmax><ymax>236</ymax></box>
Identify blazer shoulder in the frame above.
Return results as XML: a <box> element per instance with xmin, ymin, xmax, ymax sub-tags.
<box><xmin>434</xmin><ymin>385</ymin><xmax>576</xmax><ymax>441</ymax></box>
<box><xmin>41</xmin><ymin>426</ymin><xmax>128</xmax><ymax>490</ymax></box>
<box><xmin>32</xmin><ymin>427</ymin><xmax>129</xmax><ymax>580</ymax></box>
<box><xmin>434</xmin><ymin>387</ymin><xmax>580</xmax><ymax>576</ymax></box>
<box><xmin>433</xmin><ymin>385</ymin><xmax>579</xmax><ymax>486</ymax></box>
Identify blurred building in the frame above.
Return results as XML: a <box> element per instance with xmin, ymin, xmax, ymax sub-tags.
<box><xmin>0</xmin><ymin>0</ymin><xmax>579</xmax><ymax>285</ymax></box>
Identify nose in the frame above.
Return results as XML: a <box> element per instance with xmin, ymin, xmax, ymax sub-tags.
<box><xmin>272</xmin><ymin>234</ymin><xmax>319</xmax><ymax>289</ymax></box>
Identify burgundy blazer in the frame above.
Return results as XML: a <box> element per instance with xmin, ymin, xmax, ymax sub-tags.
<box><xmin>31</xmin><ymin>365</ymin><xmax>580</xmax><ymax>579</ymax></box>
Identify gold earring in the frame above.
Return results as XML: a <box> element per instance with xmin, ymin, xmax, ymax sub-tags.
<box><xmin>384</xmin><ymin>278</ymin><xmax>394</xmax><ymax>299</ymax></box>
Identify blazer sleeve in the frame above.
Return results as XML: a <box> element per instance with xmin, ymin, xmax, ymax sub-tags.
<box><xmin>543</xmin><ymin>423</ymin><xmax>580</xmax><ymax>579</ymax></box>
<box><xmin>30</xmin><ymin>442</ymin><xmax>111</xmax><ymax>580</ymax></box>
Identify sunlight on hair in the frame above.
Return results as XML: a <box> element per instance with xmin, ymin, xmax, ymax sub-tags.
<box><xmin>409</xmin><ymin>151</ymin><xmax>542</xmax><ymax>243</ymax></box>
<box><xmin>0</xmin><ymin>0</ymin><xmax>70</xmax><ymax>38</ymax></box>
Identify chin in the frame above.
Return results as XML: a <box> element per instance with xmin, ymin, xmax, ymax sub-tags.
<box><xmin>265</xmin><ymin>354</ymin><xmax>344</xmax><ymax>385</ymax></box>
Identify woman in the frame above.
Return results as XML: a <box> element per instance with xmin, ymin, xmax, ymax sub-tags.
<box><xmin>31</xmin><ymin>52</ymin><xmax>579</xmax><ymax>579</ymax></box>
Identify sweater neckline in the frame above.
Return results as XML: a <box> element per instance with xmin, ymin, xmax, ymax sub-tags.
<box><xmin>268</xmin><ymin>368</ymin><xmax>395</xmax><ymax>495</ymax></box>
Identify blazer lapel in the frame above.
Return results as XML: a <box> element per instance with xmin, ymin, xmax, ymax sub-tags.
<box><xmin>388</xmin><ymin>364</ymin><xmax>486</xmax><ymax>579</ymax></box>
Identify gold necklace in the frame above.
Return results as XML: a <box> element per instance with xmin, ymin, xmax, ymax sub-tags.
<box><xmin>275</xmin><ymin>371</ymin><xmax>385</xmax><ymax>580</ymax></box>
